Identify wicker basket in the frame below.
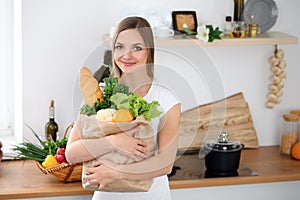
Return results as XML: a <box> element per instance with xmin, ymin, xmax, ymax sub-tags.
<box><xmin>36</xmin><ymin>123</ymin><xmax>83</xmax><ymax>183</ymax></box>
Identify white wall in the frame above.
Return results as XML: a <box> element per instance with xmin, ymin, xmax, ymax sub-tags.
<box><xmin>22</xmin><ymin>0</ymin><xmax>300</xmax><ymax>146</ymax></box>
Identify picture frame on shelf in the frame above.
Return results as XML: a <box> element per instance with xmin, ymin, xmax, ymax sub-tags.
<box><xmin>172</xmin><ymin>11</ymin><xmax>198</xmax><ymax>34</ymax></box>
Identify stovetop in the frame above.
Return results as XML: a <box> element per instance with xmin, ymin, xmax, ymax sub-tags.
<box><xmin>168</xmin><ymin>153</ymin><xmax>258</xmax><ymax>181</ymax></box>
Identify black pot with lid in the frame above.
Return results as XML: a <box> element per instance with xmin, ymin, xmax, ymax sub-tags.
<box><xmin>202</xmin><ymin>132</ymin><xmax>244</xmax><ymax>178</ymax></box>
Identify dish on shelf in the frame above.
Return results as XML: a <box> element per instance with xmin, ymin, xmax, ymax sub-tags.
<box><xmin>243</xmin><ymin>0</ymin><xmax>278</xmax><ymax>33</ymax></box>
<box><xmin>146</xmin><ymin>6</ymin><xmax>172</xmax><ymax>28</ymax></box>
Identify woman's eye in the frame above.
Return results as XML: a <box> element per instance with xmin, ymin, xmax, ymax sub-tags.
<box><xmin>115</xmin><ymin>44</ymin><xmax>123</xmax><ymax>50</ymax></box>
<box><xmin>133</xmin><ymin>46</ymin><xmax>142</xmax><ymax>51</ymax></box>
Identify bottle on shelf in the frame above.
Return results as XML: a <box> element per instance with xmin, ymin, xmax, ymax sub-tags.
<box><xmin>233</xmin><ymin>0</ymin><xmax>244</xmax><ymax>22</ymax></box>
<box><xmin>223</xmin><ymin>16</ymin><xmax>233</xmax><ymax>36</ymax></box>
<box><xmin>45</xmin><ymin>99</ymin><xmax>59</xmax><ymax>141</ymax></box>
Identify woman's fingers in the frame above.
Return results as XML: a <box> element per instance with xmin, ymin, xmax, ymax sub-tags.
<box><xmin>136</xmin><ymin>138</ymin><xmax>147</xmax><ymax>147</ymax></box>
<box><xmin>107</xmin><ymin>126</ymin><xmax>150</xmax><ymax>160</ymax></box>
<box><xmin>124</xmin><ymin>149</ymin><xmax>148</xmax><ymax>162</ymax></box>
<box><xmin>135</xmin><ymin>150</ymin><xmax>149</xmax><ymax>159</ymax></box>
<box><xmin>92</xmin><ymin>162</ymin><xmax>101</xmax><ymax>167</ymax></box>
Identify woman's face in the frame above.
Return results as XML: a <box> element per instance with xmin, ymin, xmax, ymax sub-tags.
<box><xmin>114</xmin><ymin>29</ymin><xmax>148</xmax><ymax>74</ymax></box>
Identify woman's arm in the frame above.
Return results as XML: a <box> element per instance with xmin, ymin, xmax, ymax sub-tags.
<box><xmin>65</xmin><ymin>123</ymin><xmax>113</xmax><ymax>163</ymax></box>
<box><xmin>65</xmin><ymin>122</ymin><xmax>148</xmax><ymax>163</ymax></box>
<box><xmin>85</xmin><ymin>103</ymin><xmax>181</xmax><ymax>188</ymax></box>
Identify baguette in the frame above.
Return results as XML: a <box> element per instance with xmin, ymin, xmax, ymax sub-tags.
<box><xmin>79</xmin><ymin>67</ymin><xmax>104</xmax><ymax>106</ymax></box>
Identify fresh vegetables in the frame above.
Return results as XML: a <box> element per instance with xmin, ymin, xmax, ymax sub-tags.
<box><xmin>11</xmin><ymin>124</ymin><xmax>69</xmax><ymax>167</ymax></box>
<box><xmin>42</xmin><ymin>155</ymin><xmax>58</xmax><ymax>168</ymax></box>
<box><xmin>80</xmin><ymin>77</ymin><xmax>162</xmax><ymax>121</ymax></box>
<box><xmin>128</xmin><ymin>93</ymin><xmax>161</xmax><ymax>120</ymax></box>
<box><xmin>11</xmin><ymin>140</ymin><xmax>49</xmax><ymax>162</ymax></box>
<box><xmin>54</xmin><ymin>147</ymin><xmax>66</xmax><ymax>164</ymax></box>
<box><xmin>95</xmin><ymin>108</ymin><xmax>116</xmax><ymax>121</ymax></box>
<box><xmin>112</xmin><ymin>109</ymin><xmax>134</xmax><ymax>122</ymax></box>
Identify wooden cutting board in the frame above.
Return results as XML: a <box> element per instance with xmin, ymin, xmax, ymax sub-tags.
<box><xmin>178</xmin><ymin>92</ymin><xmax>259</xmax><ymax>150</ymax></box>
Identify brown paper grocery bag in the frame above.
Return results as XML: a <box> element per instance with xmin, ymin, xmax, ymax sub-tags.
<box><xmin>76</xmin><ymin>114</ymin><xmax>154</xmax><ymax>192</ymax></box>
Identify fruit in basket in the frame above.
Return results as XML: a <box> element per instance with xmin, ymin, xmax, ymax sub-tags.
<box><xmin>42</xmin><ymin>155</ymin><xmax>59</xmax><ymax>168</ymax></box>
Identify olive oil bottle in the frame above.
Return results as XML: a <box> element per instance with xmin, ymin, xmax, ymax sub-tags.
<box><xmin>45</xmin><ymin>100</ymin><xmax>58</xmax><ymax>141</ymax></box>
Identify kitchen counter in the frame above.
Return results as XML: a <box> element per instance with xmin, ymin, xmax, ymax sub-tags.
<box><xmin>1</xmin><ymin>146</ymin><xmax>300</xmax><ymax>199</ymax></box>
<box><xmin>170</xmin><ymin>146</ymin><xmax>300</xmax><ymax>189</ymax></box>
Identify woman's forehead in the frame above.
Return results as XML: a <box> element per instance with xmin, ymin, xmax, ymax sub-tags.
<box><xmin>116</xmin><ymin>29</ymin><xmax>145</xmax><ymax>45</ymax></box>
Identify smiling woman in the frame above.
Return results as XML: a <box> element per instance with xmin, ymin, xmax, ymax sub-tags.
<box><xmin>66</xmin><ymin>16</ymin><xmax>181</xmax><ymax>200</ymax></box>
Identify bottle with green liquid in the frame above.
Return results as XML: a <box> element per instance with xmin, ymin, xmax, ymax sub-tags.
<box><xmin>45</xmin><ymin>99</ymin><xmax>58</xmax><ymax>141</ymax></box>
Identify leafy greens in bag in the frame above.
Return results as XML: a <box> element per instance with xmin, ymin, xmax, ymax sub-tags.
<box><xmin>80</xmin><ymin>76</ymin><xmax>162</xmax><ymax>120</ymax></box>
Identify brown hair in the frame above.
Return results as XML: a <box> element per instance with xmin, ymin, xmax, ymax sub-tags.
<box><xmin>112</xmin><ymin>16</ymin><xmax>155</xmax><ymax>78</ymax></box>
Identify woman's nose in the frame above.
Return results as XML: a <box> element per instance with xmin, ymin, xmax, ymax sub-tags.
<box><xmin>121</xmin><ymin>50</ymin><xmax>133</xmax><ymax>59</ymax></box>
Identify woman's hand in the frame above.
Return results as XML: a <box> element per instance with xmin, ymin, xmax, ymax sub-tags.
<box><xmin>85</xmin><ymin>160</ymin><xmax>120</xmax><ymax>190</ymax></box>
<box><xmin>107</xmin><ymin>125</ymin><xmax>149</xmax><ymax>162</ymax></box>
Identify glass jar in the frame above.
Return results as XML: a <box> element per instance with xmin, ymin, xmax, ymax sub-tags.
<box><xmin>280</xmin><ymin>114</ymin><xmax>299</xmax><ymax>155</ymax></box>
<box><xmin>290</xmin><ymin>109</ymin><xmax>300</xmax><ymax>142</ymax></box>
<box><xmin>230</xmin><ymin>21</ymin><xmax>247</xmax><ymax>38</ymax></box>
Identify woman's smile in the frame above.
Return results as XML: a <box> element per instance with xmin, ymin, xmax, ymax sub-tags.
<box><xmin>122</xmin><ymin>61</ymin><xmax>136</xmax><ymax>67</ymax></box>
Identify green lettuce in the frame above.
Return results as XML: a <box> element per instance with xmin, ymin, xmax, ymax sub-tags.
<box><xmin>110</xmin><ymin>93</ymin><xmax>130</xmax><ymax>110</ymax></box>
<box><xmin>111</xmin><ymin>93</ymin><xmax>162</xmax><ymax>121</ymax></box>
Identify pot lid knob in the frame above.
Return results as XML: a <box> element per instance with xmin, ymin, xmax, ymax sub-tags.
<box><xmin>218</xmin><ymin>132</ymin><xmax>229</xmax><ymax>143</ymax></box>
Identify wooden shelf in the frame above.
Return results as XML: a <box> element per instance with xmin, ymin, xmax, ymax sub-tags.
<box><xmin>103</xmin><ymin>31</ymin><xmax>298</xmax><ymax>47</ymax></box>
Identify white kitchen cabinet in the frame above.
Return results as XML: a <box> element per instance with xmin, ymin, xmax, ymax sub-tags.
<box><xmin>171</xmin><ymin>181</ymin><xmax>300</xmax><ymax>200</ymax></box>
<box><xmin>21</xmin><ymin>181</ymin><xmax>300</xmax><ymax>200</ymax></box>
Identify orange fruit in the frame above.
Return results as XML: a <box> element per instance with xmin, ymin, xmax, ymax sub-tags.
<box><xmin>291</xmin><ymin>142</ymin><xmax>300</xmax><ymax>160</ymax></box>
<box><xmin>112</xmin><ymin>109</ymin><xmax>134</xmax><ymax>122</ymax></box>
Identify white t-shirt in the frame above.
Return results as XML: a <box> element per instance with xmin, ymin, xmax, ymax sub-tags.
<box><xmin>92</xmin><ymin>81</ymin><xmax>181</xmax><ymax>200</ymax></box>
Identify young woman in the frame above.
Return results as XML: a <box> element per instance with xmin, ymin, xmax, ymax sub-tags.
<box><xmin>66</xmin><ymin>16</ymin><xmax>181</xmax><ymax>200</ymax></box>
